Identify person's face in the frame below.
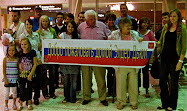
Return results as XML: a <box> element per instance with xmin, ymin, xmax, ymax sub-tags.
<box><xmin>86</xmin><ymin>15</ymin><xmax>96</xmax><ymax>27</ymax></box>
<box><xmin>57</xmin><ymin>15</ymin><xmax>64</xmax><ymax>24</ymax></box>
<box><xmin>141</xmin><ymin>21</ymin><xmax>149</xmax><ymax>29</ymax></box>
<box><xmin>11</xmin><ymin>12</ymin><xmax>20</xmax><ymax>23</ymax></box>
<box><xmin>25</xmin><ymin>21</ymin><xmax>33</xmax><ymax>33</ymax></box>
<box><xmin>8</xmin><ymin>46</ymin><xmax>16</xmax><ymax>57</ymax></box>
<box><xmin>78</xmin><ymin>13</ymin><xmax>85</xmax><ymax>23</ymax></box>
<box><xmin>21</xmin><ymin>40</ymin><xmax>29</xmax><ymax>51</ymax></box>
<box><xmin>67</xmin><ymin>22</ymin><xmax>74</xmax><ymax>34</ymax></box>
<box><xmin>35</xmin><ymin>9</ymin><xmax>42</xmax><ymax>19</ymax></box>
<box><xmin>41</xmin><ymin>18</ymin><xmax>49</xmax><ymax>29</ymax></box>
<box><xmin>121</xmin><ymin>23</ymin><xmax>132</xmax><ymax>34</ymax></box>
<box><xmin>162</xmin><ymin>15</ymin><xmax>169</xmax><ymax>25</ymax></box>
<box><xmin>120</xmin><ymin>5</ymin><xmax>128</xmax><ymax>17</ymax></box>
<box><xmin>66</xmin><ymin>16</ymin><xmax>71</xmax><ymax>23</ymax></box>
<box><xmin>170</xmin><ymin>12</ymin><xmax>178</xmax><ymax>24</ymax></box>
<box><xmin>106</xmin><ymin>18</ymin><xmax>115</xmax><ymax>27</ymax></box>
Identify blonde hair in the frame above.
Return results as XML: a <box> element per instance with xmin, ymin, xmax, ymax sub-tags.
<box><xmin>37</xmin><ymin>15</ymin><xmax>51</xmax><ymax>36</ymax></box>
<box><xmin>20</xmin><ymin>37</ymin><xmax>32</xmax><ymax>54</ymax></box>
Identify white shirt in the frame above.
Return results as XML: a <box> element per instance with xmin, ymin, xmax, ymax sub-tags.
<box><xmin>10</xmin><ymin>21</ymin><xmax>25</xmax><ymax>39</ymax></box>
<box><xmin>59</xmin><ymin>32</ymin><xmax>72</xmax><ymax>39</ymax></box>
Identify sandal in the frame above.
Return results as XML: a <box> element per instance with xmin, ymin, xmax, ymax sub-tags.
<box><xmin>132</xmin><ymin>105</ymin><xmax>137</xmax><ymax>110</ymax></box>
<box><xmin>28</xmin><ymin>105</ymin><xmax>33</xmax><ymax>110</ymax></box>
<box><xmin>13</xmin><ymin>104</ymin><xmax>17</xmax><ymax>110</ymax></box>
<box><xmin>4</xmin><ymin>106</ymin><xmax>9</xmax><ymax>111</ymax></box>
<box><xmin>17</xmin><ymin>105</ymin><xmax>22</xmax><ymax>111</ymax></box>
<box><xmin>166</xmin><ymin>107</ymin><xmax>173</xmax><ymax>111</ymax></box>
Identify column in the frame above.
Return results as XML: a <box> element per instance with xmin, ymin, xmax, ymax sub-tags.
<box><xmin>69</xmin><ymin>0</ymin><xmax>82</xmax><ymax>23</ymax></box>
<box><xmin>0</xmin><ymin>6</ymin><xmax>2</xmax><ymax>36</ymax></box>
<box><xmin>162</xmin><ymin>0</ymin><xmax>176</xmax><ymax>12</ymax></box>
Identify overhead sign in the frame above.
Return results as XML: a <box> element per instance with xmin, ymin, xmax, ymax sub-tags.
<box><xmin>42</xmin><ymin>39</ymin><xmax>155</xmax><ymax>68</ymax></box>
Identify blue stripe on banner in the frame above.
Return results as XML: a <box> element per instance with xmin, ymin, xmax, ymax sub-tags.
<box><xmin>44</xmin><ymin>48</ymin><xmax>152</xmax><ymax>59</ymax></box>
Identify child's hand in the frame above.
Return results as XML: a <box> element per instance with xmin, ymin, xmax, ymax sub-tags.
<box><xmin>4</xmin><ymin>78</ymin><xmax>8</xmax><ymax>85</ymax></box>
<box><xmin>138</xmin><ymin>37</ymin><xmax>143</xmax><ymax>42</ymax></box>
<box><xmin>19</xmin><ymin>63</ymin><xmax>23</xmax><ymax>71</ymax></box>
<box><xmin>27</xmin><ymin>74</ymin><xmax>32</xmax><ymax>81</ymax></box>
<box><xmin>37</xmin><ymin>59</ymin><xmax>42</xmax><ymax>64</ymax></box>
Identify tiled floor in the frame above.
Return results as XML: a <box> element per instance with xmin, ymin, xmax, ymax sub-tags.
<box><xmin>0</xmin><ymin>40</ymin><xmax>187</xmax><ymax>111</ymax></box>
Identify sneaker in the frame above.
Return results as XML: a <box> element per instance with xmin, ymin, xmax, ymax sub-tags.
<box><xmin>117</xmin><ymin>103</ymin><xmax>124</xmax><ymax>110</ymax></box>
<box><xmin>82</xmin><ymin>100</ymin><xmax>91</xmax><ymax>105</ymax></box>
<box><xmin>17</xmin><ymin>105</ymin><xmax>22</xmax><ymax>111</ymax></box>
<box><xmin>4</xmin><ymin>106</ymin><xmax>9</xmax><ymax>111</ymax></box>
<box><xmin>28</xmin><ymin>105</ymin><xmax>33</xmax><ymax>110</ymax></box>
<box><xmin>13</xmin><ymin>104</ymin><xmax>17</xmax><ymax>110</ymax></box>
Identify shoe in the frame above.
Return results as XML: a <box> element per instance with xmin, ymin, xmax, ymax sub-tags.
<box><xmin>4</xmin><ymin>106</ymin><xmax>8</xmax><ymax>111</ymax></box>
<box><xmin>13</xmin><ymin>104</ymin><xmax>17</xmax><ymax>110</ymax></box>
<box><xmin>117</xmin><ymin>103</ymin><xmax>124</xmax><ymax>110</ymax></box>
<box><xmin>166</xmin><ymin>107</ymin><xmax>173</xmax><ymax>111</ymax></box>
<box><xmin>34</xmin><ymin>99</ymin><xmax>39</xmax><ymax>105</ymax></box>
<box><xmin>82</xmin><ymin>100</ymin><xmax>91</xmax><ymax>105</ymax></box>
<box><xmin>157</xmin><ymin>106</ymin><xmax>166</xmax><ymax>110</ymax></box>
<box><xmin>100</xmin><ymin>100</ymin><xmax>108</xmax><ymax>106</ymax></box>
<box><xmin>28</xmin><ymin>105</ymin><xmax>33</xmax><ymax>110</ymax></box>
<box><xmin>132</xmin><ymin>105</ymin><xmax>137</xmax><ymax>110</ymax></box>
<box><xmin>44</xmin><ymin>95</ymin><xmax>50</xmax><ymax>99</ymax></box>
<box><xmin>17</xmin><ymin>105</ymin><xmax>22</xmax><ymax>111</ymax></box>
<box><xmin>50</xmin><ymin>95</ymin><xmax>56</xmax><ymax>99</ymax></box>
<box><xmin>145</xmin><ymin>93</ymin><xmax>150</xmax><ymax>98</ymax></box>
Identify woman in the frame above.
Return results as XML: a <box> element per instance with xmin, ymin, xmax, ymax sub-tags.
<box><xmin>19</xmin><ymin>19</ymin><xmax>41</xmax><ymax>105</ymax></box>
<box><xmin>157</xmin><ymin>9</ymin><xmax>186</xmax><ymax>111</ymax></box>
<box><xmin>138</xmin><ymin>17</ymin><xmax>156</xmax><ymax>97</ymax></box>
<box><xmin>108</xmin><ymin>18</ymin><xmax>143</xmax><ymax>110</ymax></box>
<box><xmin>36</xmin><ymin>15</ymin><xmax>57</xmax><ymax>99</ymax></box>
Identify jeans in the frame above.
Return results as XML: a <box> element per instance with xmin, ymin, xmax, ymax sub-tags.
<box><xmin>64</xmin><ymin>74</ymin><xmax>78</xmax><ymax>102</ymax></box>
<box><xmin>19</xmin><ymin>78</ymin><xmax>32</xmax><ymax>101</ymax></box>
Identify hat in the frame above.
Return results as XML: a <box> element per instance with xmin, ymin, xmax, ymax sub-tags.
<box><xmin>34</xmin><ymin>6</ymin><xmax>42</xmax><ymax>11</ymax></box>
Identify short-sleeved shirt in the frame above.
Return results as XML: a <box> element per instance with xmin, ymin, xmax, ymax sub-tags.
<box><xmin>19</xmin><ymin>50</ymin><xmax>36</xmax><ymax>78</ymax></box>
<box><xmin>78</xmin><ymin>21</ymin><xmax>111</xmax><ymax>40</ymax></box>
<box><xmin>142</xmin><ymin>29</ymin><xmax>156</xmax><ymax>41</ymax></box>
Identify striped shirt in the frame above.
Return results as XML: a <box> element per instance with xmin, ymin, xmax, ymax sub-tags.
<box><xmin>6</xmin><ymin>58</ymin><xmax>19</xmax><ymax>83</ymax></box>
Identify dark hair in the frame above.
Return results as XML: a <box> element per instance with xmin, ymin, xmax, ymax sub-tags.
<box><xmin>6</xmin><ymin>44</ymin><xmax>18</xmax><ymax>58</ymax></box>
<box><xmin>25</xmin><ymin>19</ymin><xmax>33</xmax><ymax>26</ymax></box>
<box><xmin>105</xmin><ymin>13</ymin><xmax>116</xmax><ymax>21</ymax></box>
<box><xmin>66</xmin><ymin>13</ymin><xmax>74</xmax><ymax>20</ymax></box>
<box><xmin>11</xmin><ymin>10</ymin><xmax>21</xmax><ymax>16</ymax></box>
<box><xmin>118</xmin><ymin>17</ymin><xmax>132</xmax><ymax>30</ymax></box>
<box><xmin>162</xmin><ymin>12</ymin><xmax>169</xmax><ymax>16</ymax></box>
<box><xmin>139</xmin><ymin>17</ymin><xmax>150</xmax><ymax>30</ymax></box>
<box><xmin>78</xmin><ymin>12</ymin><xmax>85</xmax><ymax>17</ymax></box>
<box><xmin>35</xmin><ymin>6</ymin><xmax>42</xmax><ymax>11</ymax></box>
<box><xmin>56</xmin><ymin>12</ymin><xmax>64</xmax><ymax>17</ymax></box>
<box><xmin>66</xmin><ymin>20</ymin><xmax>78</xmax><ymax>39</ymax></box>
<box><xmin>120</xmin><ymin>4</ymin><xmax>128</xmax><ymax>10</ymax></box>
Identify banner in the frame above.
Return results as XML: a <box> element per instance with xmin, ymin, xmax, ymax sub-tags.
<box><xmin>42</xmin><ymin>39</ymin><xmax>155</xmax><ymax>68</ymax></box>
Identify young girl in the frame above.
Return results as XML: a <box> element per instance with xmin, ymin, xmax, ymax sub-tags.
<box><xmin>36</xmin><ymin>15</ymin><xmax>57</xmax><ymax>99</ymax></box>
<box><xmin>59</xmin><ymin>20</ymin><xmax>80</xmax><ymax>103</ymax></box>
<box><xmin>17</xmin><ymin>38</ymin><xmax>37</xmax><ymax>111</ymax></box>
<box><xmin>3</xmin><ymin>45</ymin><xmax>19</xmax><ymax>111</ymax></box>
<box><xmin>138</xmin><ymin>17</ymin><xmax>156</xmax><ymax>97</ymax></box>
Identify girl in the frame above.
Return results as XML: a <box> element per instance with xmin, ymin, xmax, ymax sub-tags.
<box><xmin>157</xmin><ymin>9</ymin><xmax>186</xmax><ymax>111</ymax></box>
<box><xmin>17</xmin><ymin>38</ymin><xmax>37</xmax><ymax>111</ymax></box>
<box><xmin>3</xmin><ymin>45</ymin><xmax>19</xmax><ymax>111</ymax></box>
<box><xmin>138</xmin><ymin>17</ymin><xmax>156</xmax><ymax>97</ymax></box>
<box><xmin>36</xmin><ymin>15</ymin><xmax>57</xmax><ymax>99</ymax></box>
<box><xmin>59</xmin><ymin>20</ymin><xmax>80</xmax><ymax>103</ymax></box>
<box><xmin>20</xmin><ymin>18</ymin><xmax>41</xmax><ymax>105</ymax></box>
<box><xmin>108</xmin><ymin>18</ymin><xmax>143</xmax><ymax>110</ymax></box>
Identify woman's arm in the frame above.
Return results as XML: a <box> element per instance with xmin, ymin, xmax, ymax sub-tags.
<box><xmin>27</xmin><ymin>56</ymin><xmax>37</xmax><ymax>81</ymax></box>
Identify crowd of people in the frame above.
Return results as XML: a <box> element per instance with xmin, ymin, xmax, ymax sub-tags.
<box><xmin>1</xmin><ymin>4</ymin><xmax>186</xmax><ymax>111</ymax></box>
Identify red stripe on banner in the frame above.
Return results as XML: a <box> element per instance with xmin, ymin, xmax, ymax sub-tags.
<box><xmin>44</xmin><ymin>55</ymin><xmax>149</xmax><ymax>66</ymax></box>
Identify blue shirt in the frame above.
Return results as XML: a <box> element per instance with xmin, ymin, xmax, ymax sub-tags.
<box><xmin>32</xmin><ymin>17</ymin><xmax>39</xmax><ymax>32</ymax></box>
<box><xmin>114</xmin><ymin>15</ymin><xmax>134</xmax><ymax>26</ymax></box>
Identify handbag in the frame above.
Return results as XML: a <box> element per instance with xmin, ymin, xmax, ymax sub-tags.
<box><xmin>150</xmin><ymin>47</ymin><xmax>160</xmax><ymax>79</ymax></box>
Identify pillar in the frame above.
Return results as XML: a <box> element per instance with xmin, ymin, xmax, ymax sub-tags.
<box><xmin>69</xmin><ymin>0</ymin><xmax>82</xmax><ymax>23</ymax></box>
<box><xmin>162</xmin><ymin>0</ymin><xmax>176</xmax><ymax>13</ymax></box>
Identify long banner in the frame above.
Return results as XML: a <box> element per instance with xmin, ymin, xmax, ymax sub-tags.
<box><xmin>42</xmin><ymin>39</ymin><xmax>155</xmax><ymax>68</ymax></box>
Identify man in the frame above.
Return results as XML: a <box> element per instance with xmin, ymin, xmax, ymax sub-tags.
<box><xmin>155</xmin><ymin>12</ymin><xmax>169</xmax><ymax>40</ymax></box>
<box><xmin>115</xmin><ymin>4</ymin><xmax>137</xmax><ymax>31</ymax></box>
<box><xmin>32</xmin><ymin>6</ymin><xmax>42</xmax><ymax>32</ymax></box>
<box><xmin>78</xmin><ymin>10</ymin><xmax>111</xmax><ymax>106</ymax></box>
<box><xmin>53</xmin><ymin>12</ymin><xmax>66</xmax><ymax>36</ymax></box>
<box><xmin>77</xmin><ymin>11</ymin><xmax>85</xmax><ymax>26</ymax></box>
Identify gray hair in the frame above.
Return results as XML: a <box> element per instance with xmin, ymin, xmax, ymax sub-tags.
<box><xmin>84</xmin><ymin>10</ymin><xmax>97</xmax><ymax>20</ymax></box>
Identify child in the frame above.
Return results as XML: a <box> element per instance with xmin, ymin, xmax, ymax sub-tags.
<box><xmin>59</xmin><ymin>20</ymin><xmax>80</xmax><ymax>103</ymax></box>
<box><xmin>3</xmin><ymin>45</ymin><xmax>19</xmax><ymax>111</ymax></box>
<box><xmin>17</xmin><ymin>38</ymin><xmax>37</xmax><ymax>111</ymax></box>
